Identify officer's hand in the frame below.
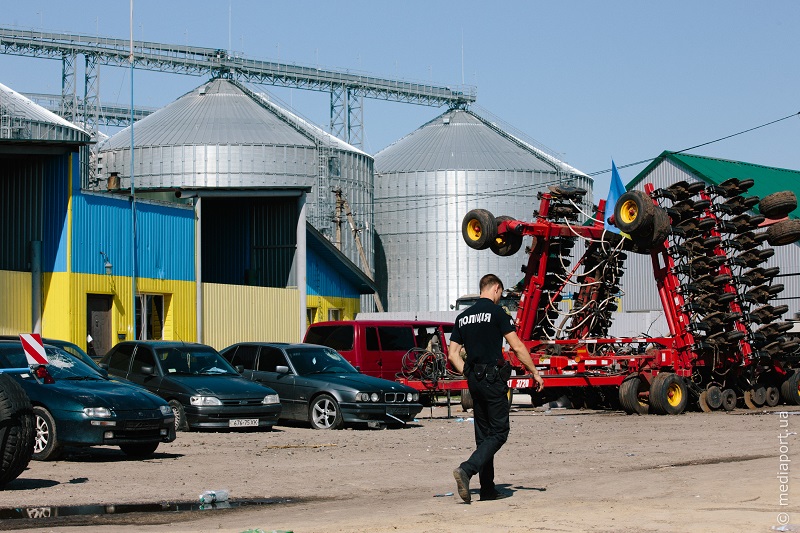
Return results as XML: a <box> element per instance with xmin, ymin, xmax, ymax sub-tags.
<box><xmin>533</xmin><ymin>373</ymin><xmax>544</xmax><ymax>391</ymax></box>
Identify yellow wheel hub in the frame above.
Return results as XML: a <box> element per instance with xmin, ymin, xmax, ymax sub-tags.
<box><xmin>620</xmin><ymin>199</ymin><xmax>639</xmax><ymax>224</ymax></box>
<box><xmin>666</xmin><ymin>382</ymin><xmax>683</xmax><ymax>407</ymax></box>
<box><xmin>467</xmin><ymin>219</ymin><xmax>483</xmax><ymax>241</ymax></box>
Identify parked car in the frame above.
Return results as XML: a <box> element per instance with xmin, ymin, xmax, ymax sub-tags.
<box><xmin>303</xmin><ymin>320</ymin><xmax>453</xmax><ymax>381</ymax></box>
<box><xmin>219</xmin><ymin>342</ymin><xmax>423</xmax><ymax>429</ymax></box>
<box><xmin>0</xmin><ymin>340</ymin><xmax>176</xmax><ymax>460</ymax></box>
<box><xmin>100</xmin><ymin>341</ymin><xmax>281</xmax><ymax>431</ymax></box>
<box><xmin>0</xmin><ymin>336</ymin><xmax>102</xmax><ymax>373</ymax></box>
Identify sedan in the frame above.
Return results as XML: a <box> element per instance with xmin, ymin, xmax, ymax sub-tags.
<box><xmin>0</xmin><ymin>340</ymin><xmax>175</xmax><ymax>460</ymax></box>
<box><xmin>220</xmin><ymin>342</ymin><xmax>423</xmax><ymax>429</ymax></box>
<box><xmin>100</xmin><ymin>341</ymin><xmax>281</xmax><ymax>431</ymax></box>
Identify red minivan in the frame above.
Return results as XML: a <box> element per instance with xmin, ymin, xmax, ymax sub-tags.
<box><xmin>303</xmin><ymin>320</ymin><xmax>453</xmax><ymax>381</ymax></box>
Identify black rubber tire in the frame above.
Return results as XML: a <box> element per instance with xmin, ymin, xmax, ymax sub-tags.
<box><xmin>460</xmin><ymin>388</ymin><xmax>473</xmax><ymax>411</ymax></box>
<box><xmin>32</xmin><ymin>406</ymin><xmax>63</xmax><ymax>461</ymax></box>
<box><xmin>462</xmin><ymin>209</ymin><xmax>497</xmax><ymax>250</ymax></box>
<box><xmin>169</xmin><ymin>400</ymin><xmax>189</xmax><ymax>432</ymax></box>
<box><xmin>0</xmin><ymin>375</ymin><xmax>35</xmax><ymax>487</ymax></box>
<box><xmin>759</xmin><ymin>191</ymin><xmax>797</xmax><ymax>220</ymax></box>
<box><xmin>765</xmin><ymin>386</ymin><xmax>781</xmax><ymax>407</ymax></box>
<box><xmin>309</xmin><ymin>394</ymin><xmax>343</xmax><ymax>430</ymax></box>
<box><xmin>767</xmin><ymin>219</ymin><xmax>800</xmax><ymax>247</ymax></box>
<box><xmin>614</xmin><ymin>190</ymin><xmax>655</xmax><ymax>236</ymax></box>
<box><xmin>649</xmin><ymin>373</ymin><xmax>688</xmax><ymax>415</ymax></box>
<box><xmin>720</xmin><ymin>389</ymin><xmax>737</xmax><ymax>411</ymax></box>
<box><xmin>781</xmin><ymin>371</ymin><xmax>800</xmax><ymax>406</ymax></box>
<box><xmin>119</xmin><ymin>441</ymin><xmax>160</xmax><ymax>458</ymax></box>
<box><xmin>490</xmin><ymin>216</ymin><xmax>523</xmax><ymax>257</ymax></box>
<box><xmin>618</xmin><ymin>375</ymin><xmax>649</xmax><ymax>415</ymax></box>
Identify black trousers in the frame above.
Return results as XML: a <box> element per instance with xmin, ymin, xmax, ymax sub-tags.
<box><xmin>459</xmin><ymin>366</ymin><xmax>510</xmax><ymax>494</ymax></box>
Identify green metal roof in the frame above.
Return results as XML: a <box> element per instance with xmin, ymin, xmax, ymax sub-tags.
<box><xmin>629</xmin><ymin>151</ymin><xmax>800</xmax><ymax>218</ymax></box>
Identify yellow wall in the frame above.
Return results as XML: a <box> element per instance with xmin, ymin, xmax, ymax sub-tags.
<box><xmin>40</xmin><ymin>272</ymin><xmax>196</xmax><ymax>352</ymax></box>
<box><xmin>0</xmin><ymin>270</ymin><xmax>33</xmax><ymax>334</ymax></box>
<box><xmin>202</xmin><ymin>283</ymin><xmax>300</xmax><ymax>350</ymax></box>
<box><xmin>306</xmin><ymin>294</ymin><xmax>360</xmax><ymax>327</ymax></box>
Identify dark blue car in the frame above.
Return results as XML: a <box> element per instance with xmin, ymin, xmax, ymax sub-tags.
<box><xmin>0</xmin><ymin>341</ymin><xmax>176</xmax><ymax>461</ymax></box>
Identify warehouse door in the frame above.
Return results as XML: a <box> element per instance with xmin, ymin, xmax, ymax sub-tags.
<box><xmin>87</xmin><ymin>294</ymin><xmax>112</xmax><ymax>357</ymax></box>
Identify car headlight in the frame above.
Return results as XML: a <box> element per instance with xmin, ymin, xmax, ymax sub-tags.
<box><xmin>190</xmin><ymin>396</ymin><xmax>222</xmax><ymax>406</ymax></box>
<box><xmin>356</xmin><ymin>392</ymin><xmax>378</xmax><ymax>402</ymax></box>
<box><xmin>413</xmin><ymin>393</ymin><xmax>419</xmax><ymax>402</ymax></box>
<box><xmin>83</xmin><ymin>407</ymin><xmax>113</xmax><ymax>418</ymax></box>
<box><xmin>406</xmin><ymin>393</ymin><xmax>413</xmax><ymax>402</ymax></box>
<box><xmin>262</xmin><ymin>394</ymin><xmax>280</xmax><ymax>405</ymax></box>
<box><xmin>370</xmin><ymin>392</ymin><xmax>380</xmax><ymax>402</ymax></box>
<box><xmin>159</xmin><ymin>405</ymin><xmax>173</xmax><ymax>416</ymax></box>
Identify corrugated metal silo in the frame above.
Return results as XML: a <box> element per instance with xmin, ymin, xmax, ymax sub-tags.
<box><xmin>373</xmin><ymin>108</ymin><xmax>592</xmax><ymax>312</ymax></box>
<box><xmin>97</xmin><ymin>78</ymin><xmax>374</xmax><ymax>278</ymax></box>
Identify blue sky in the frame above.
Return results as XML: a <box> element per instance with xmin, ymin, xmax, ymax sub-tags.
<box><xmin>3</xmin><ymin>1</ymin><xmax>799</xmax><ymax>196</ymax></box>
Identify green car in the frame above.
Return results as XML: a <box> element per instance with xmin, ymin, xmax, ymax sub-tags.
<box><xmin>0</xmin><ymin>341</ymin><xmax>176</xmax><ymax>460</ymax></box>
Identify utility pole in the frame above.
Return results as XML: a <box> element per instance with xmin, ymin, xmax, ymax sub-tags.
<box><xmin>333</xmin><ymin>188</ymin><xmax>384</xmax><ymax>312</ymax></box>
<box><xmin>332</xmin><ymin>187</ymin><xmax>344</xmax><ymax>251</ymax></box>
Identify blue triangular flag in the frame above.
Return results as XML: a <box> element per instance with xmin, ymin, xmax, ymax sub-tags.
<box><xmin>604</xmin><ymin>161</ymin><xmax>626</xmax><ymax>234</ymax></box>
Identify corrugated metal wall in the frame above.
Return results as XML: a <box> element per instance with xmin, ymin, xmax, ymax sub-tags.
<box><xmin>202</xmin><ymin>197</ymin><xmax>297</xmax><ymax>287</ymax></box>
<box><xmin>307</xmin><ymin>246</ymin><xmax>360</xmax><ymax>298</ymax></box>
<box><xmin>71</xmin><ymin>193</ymin><xmax>195</xmax><ymax>280</ymax></box>
<box><xmin>0</xmin><ymin>270</ymin><xmax>32</xmax><ymax>334</ymax></box>
<box><xmin>306</xmin><ymin>295</ymin><xmax>359</xmax><ymax>326</ymax></box>
<box><xmin>374</xmin><ymin>168</ymin><xmax>594</xmax><ymax>312</ymax></box>
<box><xmin>202</xmin><ymin>283</ymin><xmax>299</xmax><ymax>350</ymax></box>
<box><xmin>621</xmin><ymin>160</ymin><xmax>800</xmax><ymax>318</ymax></box>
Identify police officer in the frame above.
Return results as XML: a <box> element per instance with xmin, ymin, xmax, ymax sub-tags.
<box><xmin>449</xmin><ymin>274</ymin><xmax>543</xmax><ymax>503</ymax></box>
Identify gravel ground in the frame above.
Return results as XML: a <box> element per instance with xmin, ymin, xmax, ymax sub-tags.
<box><xmin>2</xmin><ymin>397</ymin><xmax>799</xmax><ymax>533</ymax></box>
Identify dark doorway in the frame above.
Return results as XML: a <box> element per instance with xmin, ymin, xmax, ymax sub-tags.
<box><xmin>87</xmin><ymin>294</ymin><xmax>112</xmax><ymax>358</ymax></box>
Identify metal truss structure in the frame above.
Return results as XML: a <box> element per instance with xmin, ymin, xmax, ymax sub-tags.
<box><xmin>0</xmin><ymin>28</ymin><xmax>476</xmax><ymax>148</ymax></box>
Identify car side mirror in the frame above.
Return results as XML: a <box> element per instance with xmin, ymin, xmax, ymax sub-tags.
<box><xmin>98</xmin><ymin>368</ymin><xmax>109</xmax><ymax>378</ymax></box>
<box><xmin>235</xmin><ymin>365</ymin><xmax>244</xmax><ymax>373</ymax></box>
<box><xmin>355</xmin><ymin>366</ymin><xmax>361</xmax><ymax>373</ymax></box>
<box><xmin>276</xmin><ymin>365</ymin><xmax>290</xmax><ymax>374</ymax></box>
<box><xmin>140</xmin><ymin>365</ymin><xmax>155</xmax><ymax>376</ymax></box>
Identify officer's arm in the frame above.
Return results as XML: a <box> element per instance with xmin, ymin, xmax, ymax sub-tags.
<box><xmin>505</xmin><ymin>331</ymin><xmax>544</xmax><ymax>390</ymax></box>
<box><xmin>448</xmin><ymin>339</ymin><xmax>465</xmax><ymax>374</ymax></box>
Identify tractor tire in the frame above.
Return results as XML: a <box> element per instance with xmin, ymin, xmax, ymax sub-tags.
<box><xmin>618</xmin><ymin>375</ymin><xmax>649</xmax><ymax>415</ymax></box>
<box><xmin>649</xmin><ymin>372</ymin><xmax>688</xmax><ymax>415</ymax></box>
<box><xmin>614</xmin><ymin>190</ymin><xmax>656</xmax><ymax>237</ymax></box>
<box><xmin>720</xmin><ymin>389</ymin><xmax>737</xmax><ymax>411</ymax></box>
<box><xmin>462</xmin><ymin>209</ymin><xmax>497</xmax><ymax>250</ymax></box>
<box><xmin>0</xmin><ymin>375</ymin><xmax>35</xmax><ymax>488</ymax></box>
<box><xmin>781</xmin><ymin>371</ymin><xmax>800</xmax><ymax>406</ymax></box>
<box><xmin>759</xmin><ymin>191</ymin><xmax>797</xmax><ymax>220</ymax></box>
<box><xmin>490</xmin><ymin>216</ymin><xmax>523</xmax><ymax>257</ymax></box>
<box><xmin>767</xmin><ymin>219</ymin><xmax>800</xmax><ymax>247</ymax></box>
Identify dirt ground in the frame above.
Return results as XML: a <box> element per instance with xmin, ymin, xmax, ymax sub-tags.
<box><xmin>2</xmin><ymin>396</ymin><xmax>799</xmax><ymax>533</ymax></box>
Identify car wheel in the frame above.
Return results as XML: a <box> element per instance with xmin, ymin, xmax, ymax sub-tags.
<box><xmin>309</xmin><ymin>394</ymin><xmax>343</xmax><ymax>430</ymax></box>
<box><xmin>119</xmin><ymin>442</ymin><xmax>160</xmax><ymax>458</ymax></box>
<box><xmin>0</xmin><ymin>375</ymin><xmax>35</xmax><ymax>487</ymax></box>
<box><xmin>32</xmin><ymin>406</ymin><xmax>63</xmax><ymax>461</ymax></box>
<box><xmin>169</xmin><ymin>400</ymin><xmax>189</xmax><ymax>432</ymax></box>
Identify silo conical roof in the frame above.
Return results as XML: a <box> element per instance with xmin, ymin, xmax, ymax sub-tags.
<box><xmin>375</xmin><ymin>108</ymin><xmax>584</xmax><ymax>174</ymax></box>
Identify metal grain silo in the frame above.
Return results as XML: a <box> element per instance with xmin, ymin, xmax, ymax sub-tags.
<box><xmin>373</xmin><ymin>107</ymin><xmax>592</xmax><ymax>312</ymax></box>
<box><xmin>97</xmin><ymin>78</ymin><xmax>374</xmax><ymax>276</ymax></box>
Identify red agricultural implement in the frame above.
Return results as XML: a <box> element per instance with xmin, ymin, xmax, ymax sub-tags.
<box><xmin>400</xmin><ymin>180</ymin><xmax>800</xmax><ymax>415</ymax></box>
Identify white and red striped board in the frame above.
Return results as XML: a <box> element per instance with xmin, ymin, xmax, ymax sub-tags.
<box><xmin>19</xmin><ymin>333</ymin><xmax>49</xmax><ymax>366</ymax></box>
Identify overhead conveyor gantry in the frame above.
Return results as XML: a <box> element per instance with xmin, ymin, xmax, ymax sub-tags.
<box><xmin>0</xmin><ymin>27</ymin><xmax>477</xmax><ymax>148</ymax></box>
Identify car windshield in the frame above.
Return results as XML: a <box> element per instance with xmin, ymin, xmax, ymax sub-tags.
<box><xmin>287</xmin><ymin>347</ymin><xmax>358</xmax><ymax>376</ymax></box>
<box><xmin>0</xmin><ymin>345</ymin><xmax>106</xmax><ymax>381</ymax></box>
<box><xmin>156</xmin><ymin>346</ymin><xmax>237</xmax><ymax>375</ymax></box>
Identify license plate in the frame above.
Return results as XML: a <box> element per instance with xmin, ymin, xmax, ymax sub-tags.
<box><xmin>387</xmin><ymin>406</ymin><xmax>410</xmax><ymax>416</ymax></box>
<box><xmin>229</xmin><ymin>418</ymin><xmax>259</xmax><ymax>428</ymax></box>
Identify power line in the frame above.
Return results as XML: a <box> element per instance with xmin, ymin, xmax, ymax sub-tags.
<box><xmin>587</xmin><ymin>110</ymin><xmax>800</xmax><ymax>177</ymax></box>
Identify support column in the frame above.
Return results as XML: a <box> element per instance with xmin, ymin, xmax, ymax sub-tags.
<box><xmin>31</xmin><ymin>241</ymin><xmax>42</xmax><ymax>334</ymax></box>
<box><xmin>347</xmin><ymin>88</ymin><xmax>363</xmax><ymax>149</ymax></box>
<box><xmin>297</xmin><ymin>193</ymin><xmax>307</xmax><ymax>342</ymax></box>
<box><xmin>60</xmin><ymin>52</ymin><xmax>77</xmax><ymax>123</ymax></box>
<box><xmin>195</xmin><ymin>197</ymin><xmax>203</xmax><ymax>343</ymax></box>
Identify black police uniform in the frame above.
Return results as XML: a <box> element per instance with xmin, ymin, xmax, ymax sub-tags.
<box><xmin>451</xmin><ymin>297</ymin><xmax>515</xmax><ymax>498</ymax></box>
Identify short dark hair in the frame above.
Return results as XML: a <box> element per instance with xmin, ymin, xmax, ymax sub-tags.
<box><xmin>479</xmin><ymin>274</ymin><xmax>504</xmax><ymax>293</ymax></box>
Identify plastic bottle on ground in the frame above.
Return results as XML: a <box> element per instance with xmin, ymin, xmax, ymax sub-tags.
<box><xmin>198</xmin><ymin>489</ymin><xmax>229</xmax><ymax>503</ymax></box>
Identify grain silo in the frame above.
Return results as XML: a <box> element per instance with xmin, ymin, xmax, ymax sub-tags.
<box><xmin>97</xmin><ymin>78</ymin><xmax>374</xmax><ymax>279</ymax></box>
<box><xmin>373</xmin><ymin>107</ymin><xmax>592</xmax><ymax>312</ymax></box>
